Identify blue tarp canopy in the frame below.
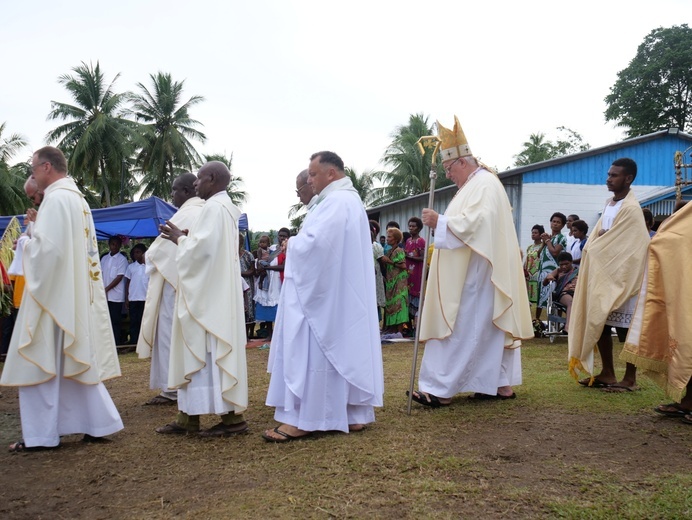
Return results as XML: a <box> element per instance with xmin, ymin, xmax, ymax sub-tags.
<box><xmin>0</xmin><ymin>196</ymin><xmax>249</xmax><ymax>240</ymax></box>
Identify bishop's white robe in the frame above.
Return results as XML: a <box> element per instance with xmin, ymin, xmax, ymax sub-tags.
<box><xmin>0</xmin><ymin>177</ymin><xmax>123</xmax><ymax>447</ymax></box>
<box><xmin>265</xmin><ymin>177</ymin><xmax>384</xmax><ymax>432</ymax></box>
<box><xmin>168</xmin><ymin>191</ymin><xmax>248</xmax><ymax>415</ymax></box>
<box><xmin>418</xmin><ymin>168</ymin><xmax>533</xmax><ymax>398</ymax></box>
<box><xmin>136</xmin><ymin>196</ymin><xmax>204</xmax><ymax>397</ymax></box>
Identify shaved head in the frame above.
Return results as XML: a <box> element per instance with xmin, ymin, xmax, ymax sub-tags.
<box><xmin>171</xmin><ymin>172</ymin><xmax>198</xmax><ymax>207</ymax></box>
<box><xmin>203</xmin><ymin>161</ymin><xmax>232</xmax><ymax>187</ymax></box>
<box><xmin>195</xmin><ymin>161</ymin><xmax>231</xmax><ymax>200</ymax></box>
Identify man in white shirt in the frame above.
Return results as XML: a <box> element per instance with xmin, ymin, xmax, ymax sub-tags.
<box><xmin>124</xmin><ymin>243</ymin><xmax>149</xmax><ymax>346</ymax></box>
<box><xmin>101</xmin><ymin>236</ymin><xmax>129</xmax><ymax>344</ymax></box>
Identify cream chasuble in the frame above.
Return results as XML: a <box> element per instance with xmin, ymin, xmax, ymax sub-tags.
<box><xmin>167</xmin><ymin>192</ymin><xmax>248</xmax><ymax>412</ymax></box>
<box><xmin>419</xmin><ymin>169</ymin><xmax>533</xmax><ymax>346</ymax></box>
<box><xmin>1</xmin><ymin>177</ymin><xmax>120</xmax><ymax>387</ymax></box>
<box><xmin>568</xmin><ymin>190</ymin><xmax>649</xmax><ymax>380</ymax></box>
<box><xmin>620</xmin><ymin>202</ymin><xmax>692</xmax><ymax>402</ymax></box>
<box><xmin>136</xmin><ymin>196</ymin><xmax>204</xmax><ymax>359</ymax></box>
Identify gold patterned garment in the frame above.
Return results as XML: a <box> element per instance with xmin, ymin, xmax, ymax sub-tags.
<box><xmin>568</xmin><ymin>190</ymin><xmax>649</xmax><ymax>380</ymax></box>
<box><xmin>420</xmin><ymin>169</ymin><xmax>533</xmax><ymax>347</ymax></box>
<box><xmin>620</xmin><ymin>202</ymin><xmax>692</xmax><ymax>401</ymax></box>
<box><xmin>0</xmin><ymin>177</ymin><xmax>120</xmax><ymax>386</ymax></box>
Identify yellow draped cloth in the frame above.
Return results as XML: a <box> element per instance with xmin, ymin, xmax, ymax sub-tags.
<box><xmin>620</xmin><ymin>202</ymin><xmax>692</xmax><ymax>402</ymax></box>
<box><xmin>168</xmin><ymin>192</ymin><xmax>248</xmax><ymax>412</ymax></box>
<box><xmin>136</xmin><ymin>196</ymin><xmax>204</xmax><ymax>359</ymax></box>
<box><xmin>568</xmin><ymin>190</ymin><xmax>649</xmax><ymax>380</ymax></box>
<box><xmin>0</xmin><ymin>178</ymin><xmax>120</xmax><ymax>386</ymax></box>
<box><xmin>419</xmin><ymin>169</ymin><xmax>533</xmax><ymax>347</ymax></box>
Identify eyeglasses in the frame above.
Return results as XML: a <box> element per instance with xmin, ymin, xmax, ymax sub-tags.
<box><xmin>295</xmin><ymin>184</ymin><xmax>309</xmax><ymax>195</ymax></box>
<box><xmin>443</xmin><ymin>158</ymin><xmax>461</xmax><ymax>173</ymax></box>
<box><xmin>31</xmin><ymin>161</ymin><xmax>50</xmax><ymax>173</ymax></box>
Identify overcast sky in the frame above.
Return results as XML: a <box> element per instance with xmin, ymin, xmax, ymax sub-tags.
<box><xmin>2</xmin><ymin>0</ymin><xmax>691</xmax><ymax>231</ymax></box>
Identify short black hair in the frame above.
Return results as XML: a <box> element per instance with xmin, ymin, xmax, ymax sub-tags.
<box><xmin>278</xmin><ymin>227</ymin><xmax>290</xmax><ymax>236</ymax></box>
<box><xmin>571</xmin><ymin>220</ymin><xmax>588</xmax><ymax>234</ymax></box>
<box><xmin>310</xmin><ymin>151</ymin><xmax>344</xmax><ymax>172</ymax></box>
<box><xmin>612</xmin><ymin>157</ymin><xmax>637</xmax><ymax>181</ymax></box>
<box><xmin>642</xmin><ymin>208</ymin><xmax>654</xmax><ymax>227</ymax></box>
<box><xmin>408</xmin><ymin>216</ymin><xmax>423</xmax><ymax>231</ymax></box>
<box><xmin>369</xmin><ymin>220</ymin><xmax>380</xmax><ymax>235</ymax></box>
<box><xmin>557</xmin><ymin>251</ymin><xmax>573</xmax><ymax>263</ymax></box>
<box><xmin>532</xmin><ymin>224</ymin><xmax>545</xmax><ymax>234</ymax></box>
<box><xmin>568</xmin><ymin>214</ymin><xmax>580</xmax><ymax>221</ymax></box>
<box><xmin>550</xmin><ymin>212</ymin><xmax>567</xmax><ymax>226</ymax></box>
<box><xmin>108</xmin><ymin>236</ymin><xmax>122</xmax><ymax>246</ymax></box>
<box><xmin>386</xmin><ymin>221</ymin><xmax>400</xmax><ymax>229</ymax></box>
<box><xmin>130</xmin><ymin>243</ymin><xmax>147</xmax><ymax>261</ymax></box>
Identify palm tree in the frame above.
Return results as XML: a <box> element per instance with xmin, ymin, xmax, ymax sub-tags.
<box><xmin>0</xmin><ymin>123</ymin><xmax>29</xmax><ymax>215</ymax></box>
<box><xmin>345</xmin><ymin>166</ymin><xmax>380</xmax><ymax>207</ymax></box>
<box><xmin>513</xmin><ymin>133</ymin><xmax>554</xmax><ymax>166</ymax></box>
<box><xmin>203</xmin><ymin>153</ymin><xmax>248</xmax><ymax>206</ymax></box>
<box><xmin>374</xmin><ymin>113</ymin><xmax>452</xmax><ymax>205</ymax></box>
<box><xmin>128</xmin><ymin>72</ymin><xmax>206</xmax><ymax>200</ymax></box>
<box><xmin>46</xmin><ymin>61</ymin><xmax>134</xmax><ymax>207</ymax></box>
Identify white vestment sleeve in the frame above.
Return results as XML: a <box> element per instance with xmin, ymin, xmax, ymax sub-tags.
<box><xmin>435</xmin><ymin>215</ymin><xmax>467</xmax><ymax>250</ymax></box>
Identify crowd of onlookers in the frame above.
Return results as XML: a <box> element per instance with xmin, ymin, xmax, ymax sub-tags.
<box><xmin>369</xmin><ymin>218</ymin><xmax>426</xmax><ymax>339</ymax></box>
<box><xmin>523</xmin><ymin>208</ymin><xmax>656</xmax><ymax>336</ymax></box>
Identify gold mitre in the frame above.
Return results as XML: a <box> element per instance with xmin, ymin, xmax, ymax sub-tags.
<box><xmin>437</xmin><ymin>115</ymin><xmax>472</xmax><ymax>161</ymax></box>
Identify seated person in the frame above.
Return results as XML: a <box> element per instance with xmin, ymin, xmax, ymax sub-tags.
<box><xmin>543</xmin><ymin>251</ymin><xmax>578</xmax><ymax>333</ymax></box>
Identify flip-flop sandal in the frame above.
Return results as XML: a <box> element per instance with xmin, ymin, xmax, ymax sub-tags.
<box><xmin>8</xmin><ymin>441</ymin><xmax>60</xmax><ymax>453</ymax></box>
<box><xmin>468</xmin><ymin>392</ymin><xmax>517</xmax><ymax>400</ymax></box>
<box><xmin>407</xmin><ymin>390</ymin><xmax>450</xmax><ymax>408</ymax></box>
<box><xmin>681</xmin><ymin>414</ymin><xmax>692</xmax><ymax>425</ymax></box>
<box><xmin>654</xmin><ymin>403</ymin><xmax>691</xmax><ymax>417</ymax></box>
<box><xmin>261</xmin><ymin>427</ymin><xmax>313</xmax><ymax>443</ymax></box>
<box><xmin>144</xmin><ymin>395</ymin><xmax>177</xmax><ymax>405</ymax></box>
<box><xmin>155</xmin><ymin>422</ymin><xmax>198</xmax><ymax>435</ymax></box>
<box><xmin>578</xmin><ymin>377</ymin><xmax>613</xmax><ymax>388</ymax></box>
<box><xmin>198</xmin><ymin>421</ymin><xmax>249</xmax><ymax>438</ymax></box>
<box><xmin>602</xmin><ymin>385</ymin><xmax>639</xmax><ymax>393</ymax></box>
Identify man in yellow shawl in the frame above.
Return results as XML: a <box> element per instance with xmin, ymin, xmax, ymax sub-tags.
<box><xmin>410</xmin><ymin>116</ymin><xmax>533</xmax><ymax>407</ymax></box>
<box><xmin>568</xmin><ymin>158</ymin><xmax>649</xmax><ymax>391</ymax></box>
<box><xmin>620</xmin><ymin>201</ymin><xmax>692</xmax><ymax>424</ymax></box>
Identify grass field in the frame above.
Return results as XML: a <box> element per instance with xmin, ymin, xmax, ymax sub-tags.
<box><xmin>1</xmin><ymin>338</ymin><xmax>690</xmax><ymax>519</ymax></box>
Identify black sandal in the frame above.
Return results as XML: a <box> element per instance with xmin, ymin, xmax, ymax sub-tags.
<box><xmin>407</xmin><ymin>390</ymin><xmax>450</xmax><ymax>408</ymax></box>
<box><xmin>8</xmin><ymin>440</ymin><xmax>60</xmax><ymax>453</ymax></box>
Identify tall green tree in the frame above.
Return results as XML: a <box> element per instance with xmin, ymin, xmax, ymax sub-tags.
<box><xmin>0</xmin><ymin>123</ymin><xmax>29</xmax><ymax>215</ymax></box>
<box><xmin>129</xmin><ymin>72</ymin><xmax>206</xmax><ymax>200</ymax></box>
<box><xmin>46</xmin><ymin>61</ymin><xmax>134</xmax><ymax>207</ymax></box>
<box><xmin>203</xmin><ymin>153</ymin><xmax>247</xmax><ymax>206</ymax></box>
<box><xmin>514</xmin><ymin>127</ymin><xmax>590</xmax><ymax>167</ymax></box>
<box><xmin>605</xmin><ymin>24</ymin><xmax>692</xmax><ymax>137</ymax></box>
<box><xmin>374</xmin><ymin>113</ymin><xmax>452</xmax><ymax>205</ymax></box>
<box><xmin>345</xmin><ymin>166</ymin><xmax>379</xmax><ymax>207</ymax></box>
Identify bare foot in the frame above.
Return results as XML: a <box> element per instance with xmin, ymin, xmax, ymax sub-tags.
<box><xmin>349</xmin><ymin>424</ymin><xmax>365</xmax><ymax>432</ymax></box>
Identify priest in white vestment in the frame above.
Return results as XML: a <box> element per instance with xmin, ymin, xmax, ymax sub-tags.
<box><xmin>136</xmin><ymin>173</ymin><xmax>204</xmax><ymax>405</ymax></box>
<box><xmin>155</xmin><ymin>161</ymin><xmax>248</xmax><ymax>437</ymax></box>
<box><xmin>411</xmin><ymin>117</ymin><xmax>533</xmax><ymax>408</ymax></box>
<box><xmin>263</xmin><ymin>151</ymin><xmax>384</xmax><ymax>442</ymax></box>
<box><xmin>1</xmin><ymin>146</ymin><xmax>123</xmax><ymax>452</ymax></box>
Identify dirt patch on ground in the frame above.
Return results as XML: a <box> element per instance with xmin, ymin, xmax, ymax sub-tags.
<box><xmin>0</xmin><ymin>344</ymin><xmax>690</xmax><ymax>519</ymax></box>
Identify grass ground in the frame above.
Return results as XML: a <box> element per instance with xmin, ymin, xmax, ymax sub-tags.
<box><xmin>0</xmin><ymin>338</ymin><xmax>690</xmax><ymax>519</ymax></box>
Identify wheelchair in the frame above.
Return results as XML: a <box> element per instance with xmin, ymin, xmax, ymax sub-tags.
<box><xmin>544</xmin><ymin>282</ymin><xmax>567</xmax><ymax>343</ymax></box>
